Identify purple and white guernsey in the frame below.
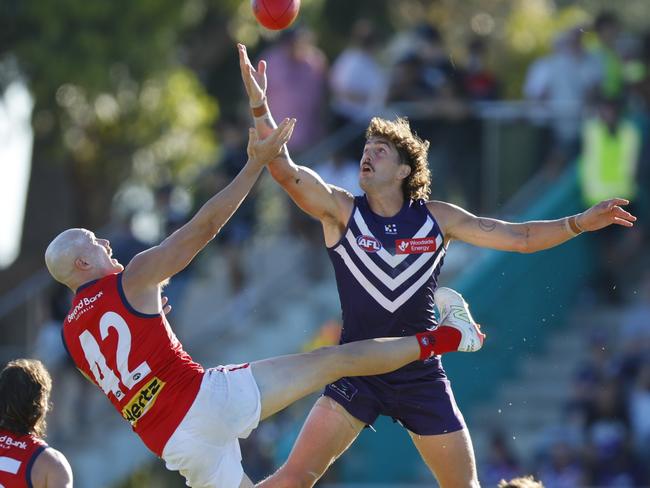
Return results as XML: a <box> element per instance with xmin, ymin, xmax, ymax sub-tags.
<box><xmin>327</xmin><ymin>195</ymin><xmax>447</xmax><ymax>383</ymax></box>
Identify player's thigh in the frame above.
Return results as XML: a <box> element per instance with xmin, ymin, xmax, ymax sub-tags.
<box><xmin>251</xmin><ymin>348</ymin><xmax>345</xmax><ymax>421</ymax></box>
<box><xmin>280</xmin><ymin>396</ymin><xmax>364</xmax><ymax>482</ymax></box>
<box><xmin>408</xmin><ymin>428</ymin><xmax>479</xmax><ymax>488</ymax></box>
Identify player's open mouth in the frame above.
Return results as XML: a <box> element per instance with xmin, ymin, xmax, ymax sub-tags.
<box><xmin>361</xmin><ymin>163</ymin><xmax>373</xmax><ymax>173</ymax></box>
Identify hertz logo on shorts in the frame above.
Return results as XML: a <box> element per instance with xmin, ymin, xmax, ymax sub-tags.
<box><xmin>121</xmin><ymin>376</ymin><xmax>165</xmax><ymax>426</ymax></box>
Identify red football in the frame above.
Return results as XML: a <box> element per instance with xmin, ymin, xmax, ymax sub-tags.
<box><xmin>251</xmin><ymin>0</ymin><xmax>300</xmax><ymax>31</ymax></box>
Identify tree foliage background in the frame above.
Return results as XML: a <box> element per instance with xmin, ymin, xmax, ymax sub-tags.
<box><xmin>1</xmin><ymin>0</ymin><xmax>649</xmax><ymax>278</ymax></box>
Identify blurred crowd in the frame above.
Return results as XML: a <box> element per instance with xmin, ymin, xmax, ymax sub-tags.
<box><xmin>19</xmin><ymin>9</ymin><xmax>650</xmax><ymax>487</ymax></box>
<box><xmin>480</xmin><ymin>272</ymin><xmax>650</xmax><ymax>488</ymax></box>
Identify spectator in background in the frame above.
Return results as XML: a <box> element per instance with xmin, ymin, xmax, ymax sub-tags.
<box><xmin>189</xmin><ymin>119</ymin><xmax>258</xmax><ymax>294</ymax></box>
<box><xmin>212</xmin><ymin>119</ymin><xmax>259</xmax><ymax>293</ymax></box>
<box><xmin>628</xmin><ymin>32</ymin><xmax>650</xmax><ymax>235</ymax></box>
<box><xmin>386</xmin><ymin>51</ymin><xmax>432</xmax><ymax>105</ymax></box>
<box><xmin>313</xmin><ymin>150</ymin><xmax>362</xmax><ymax>196</ymax></box>
<box><xmin>261</xmin><ymin>28</ymin><xmax>328</xmax><ymax>154</ymax></box>
<box><xmin>329</xmin><ymin>19</ymin><xmax>387</xmax><ymax>161</ymax></box>
<box><xmin>106</xmin><ymin>212</ymin><xmax>149</xmax><ymax>267</ymax></box>
<box><xmin>579</xmin><ymin>95</ymin><xmax>642</xmax><ymax>302</ymax></box>
<box><xmin>462</xmin><ymin>37</ymin><xmax>500</xmax><ymax>102</ymax></box>
<box><xmin>590</xmin><ymin>11</ymin><xmax>624</xmax><ymax>99</ymax></box>
<box><xmin>536</xmin><ymin>440</ymin><xmax>585</xmax><ymax>488</ymax></box>
<box><xmin>579</xmin><ymin>96</ymin><xmax>640</xmax><ymax>208</ymax></box>
<box><xmin>259</xmin><ymin>28</ymin><xmax>329</xmax><ymax>248</ymax></box>
<box><xmin>628</xmin><ymin>361</ymin><xmax>650</xmax><ymax>455</ymax></box>
<box><xmin>583</xmin><ymin>379</ymin><xmax>635</xmax><ymax>484</ymax></box>
<box><xmin>329</xmin><ymin>19</ymin><xmax>387</xmax><ymax>128</ymax></box>
<box><xmin>618</xmin><ymin>272</ymin><xmax>650</xmax><ymax>383</ymax></box>
<box><xmin>386</xmin><ymin>24</ymin><xmax>475</xmax><ymax>206</ymax></box>
<box><xmin>33</xmin><ymin>285</ymin><xmax>87</xmax><ymax>443</ymax></box>
<box><xmin>479</xmin><ymin>432</ymin><xmax>522</xmax><ymax>487</ymax></box>
<box><xmin>386</xmin><ymin>23</ymin><xmax>467</xmax><ymax>121</ymax></box>
<box><xmin>524</xmin><ymin>27</ymin><xmax>601</xmax><ymax>177</ymax></box>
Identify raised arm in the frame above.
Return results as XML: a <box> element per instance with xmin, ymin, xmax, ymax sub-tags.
<box><xmin>123</xmin><ymin>119</ymin><xmax>295</xmax><ymax>291</ymax></box>
<box><xmin>237</xmin><ymin>43</ymin><xmax>352</xmax><ymax>224</ymax></box>
<box><xmin>429</xmin><ymin>198</ymin><xmax>636</xmax><ymax>253</ymax></box>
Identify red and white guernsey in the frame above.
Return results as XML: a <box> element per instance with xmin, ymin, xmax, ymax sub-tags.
<box><xmin>62</xmin><ymin>273</ymin><xmax>204</xmax><ymax>456</ymax></box>
<box><xmin>0</xmin><ymin>429</ymin><xmax>47</xmax><ymax>488</ymax></box>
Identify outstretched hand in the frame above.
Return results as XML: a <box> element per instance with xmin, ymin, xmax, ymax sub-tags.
<box><xmin>247</xmin><ymin>118</ymin><xmax>295</xmax><ymax>166</ymax></box>
<box><xmin>578</xmin><ymin>198</ymin><xmax>637</xmax><ymax>232</ymax></box>
<box><xmin>238</xmin><ymin>43</ymin><xmax>267</xmax><ymax>107</ymax></box>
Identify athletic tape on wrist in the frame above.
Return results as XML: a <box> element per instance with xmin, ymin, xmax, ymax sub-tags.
<box><xmin>564</xmin><ymin>217</ymin><xmax>578</xmax><ymax>237</ymax></box>
<box><xmin>251</xmin><ymin>100</ymin><xmax>268</xmax><ymax>118</ymax></box>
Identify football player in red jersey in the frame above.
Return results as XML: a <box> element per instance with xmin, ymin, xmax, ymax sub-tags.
<box><xmin>44</xmin><ymin>120</ymin><xmax>452</xmax><ymax>487</ymax></box>
<box><xmin>0</xmin><ymin>359</ymin><xmax>73</xmax><ymax>488</ymax></box>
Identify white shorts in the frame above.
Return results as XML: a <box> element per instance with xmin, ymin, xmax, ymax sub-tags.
<box><xmin>162</xmin><ymin>364</ymin><xmax>261</xmax><ymax>488</ymax></box>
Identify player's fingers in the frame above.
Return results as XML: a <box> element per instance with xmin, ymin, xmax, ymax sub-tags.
<box><xmin>278</xmin><ymin>120</ymin><xmax>295</xmax><ymax>146</ymax></box>
<box><xmin>607</xmin><ymin>198</ymin><xmax>629</xmax><ymax>210</ymax></box>
<box><xmin>277</xmin><ymin>117</ymin><xmax>294</xmax><ymax>139</ymax></box>
<box><xmin>163</xmin><ymin>304</ymin><xmax>172</xmax><ymax>314</ymax></box>
<box><xmin>268</xmin><ymin>118</ymin><xmax>290</xmax><ymax>144</ymax></box>
<box><xmin>614</xmin><ymin>206</ymin><xmax>637</xmax><ymax>221</ymax></box>
<box><xmin>613</xmin><ymin>217</ymin><xmax>634</xmax><ymax>227</ymax></box>
<box><xmin>161</xmin><ymin>296</ymin><xmax>169</xmax><ymax>306</ymax></box>
<box><xmin>237</xmin><ymin>44</ymin><xmax>247</xmax><ymax>67</ymax></box>
<box><xmin>270</xmin><ymin>118</ymin><xmax>293</xmax><ymax>147</ymax></box>
<box><xmin>258</xmin><ymin>60</ymin><xmax>267</xmax><ymax>76</ymax></box>
<box><xmin>283</xmin><ymin>118</ymin><xmax>296</xmax><ymax>141</ymax></box>
<box><xmin>249</xmin><ymin>127</ymin><xmax>258</xmax><ymax>144</ymax></box>
<box><xmin>239</xmin><ymin>46</ymin><xmax>254</xmax><ymax>73</ymax></box>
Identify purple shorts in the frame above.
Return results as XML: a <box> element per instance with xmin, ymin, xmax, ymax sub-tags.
<box><xmin>323</xmin><ymin>375</ymin><xmax>465</xmax><ymax>436</ymax></box>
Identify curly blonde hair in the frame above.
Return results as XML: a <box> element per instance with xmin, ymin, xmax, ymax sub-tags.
<box><xmin>498</xmin><ymin>476</ymin><xmax>545</xmax><ymax>488</ymax></box>
<box><xmin>365</xmin><ymin>117</ymin><xmax>431</xmax><ymax>200</ymax></box>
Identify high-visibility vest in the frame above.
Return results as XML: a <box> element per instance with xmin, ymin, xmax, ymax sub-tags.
<box><xmin>579</xmin><ymin>118</ymin><xmax>640</xmax><ymax>207</ymax></box>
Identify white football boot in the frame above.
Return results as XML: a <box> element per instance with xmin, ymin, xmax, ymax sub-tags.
<box><xmin>434</xmin><ymin>287</ymin><xmax>485</xmax><ymax>352</ymax></box>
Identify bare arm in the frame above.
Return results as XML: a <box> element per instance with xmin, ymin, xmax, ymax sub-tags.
<box><xmin>123</xmin><ymin>119</ymin><xmax>295</xmax><ymax>291</ymax></box>
<box><xmin>237</xmin><ymin>43</ymin><xmax>352</xmax><ymax>224</ymax></box>
<box><xmin>31</xmin><ymin>448</ymin><xmax>73</xmax><ymax>488</ymax></box>
<box><xmin>429</xmin><ymin>198</ymin><xmax>636</xmax><ymax>253</ymax></box>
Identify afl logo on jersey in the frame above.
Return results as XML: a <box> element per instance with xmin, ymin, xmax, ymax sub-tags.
<box><xmin>356</xmin><ymin>235</ymin><xmax>382</xmax><ymax>253</ymax></box>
